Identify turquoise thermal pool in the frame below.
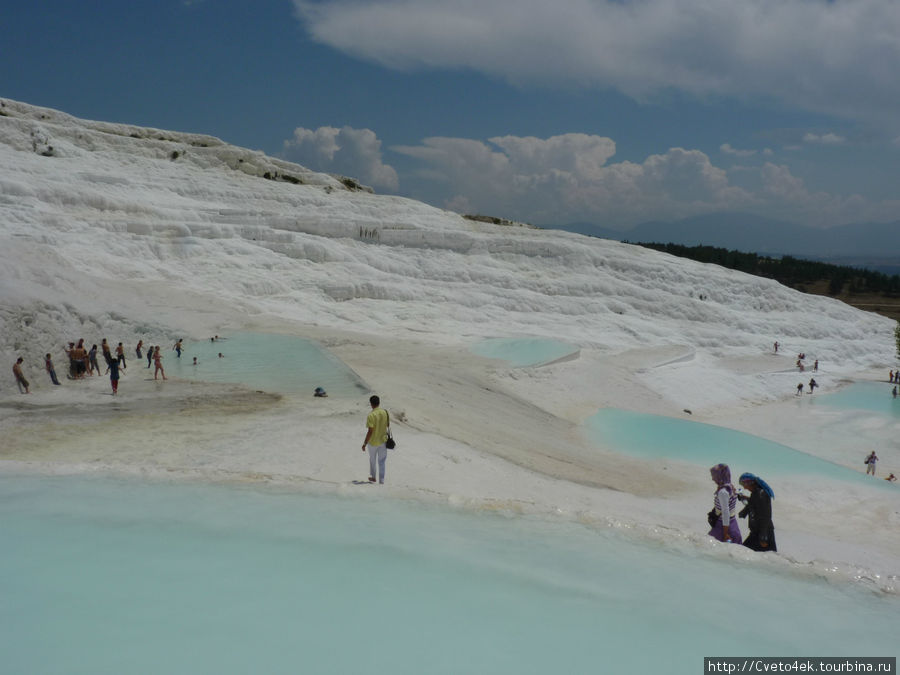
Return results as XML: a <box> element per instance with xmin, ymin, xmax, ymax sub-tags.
<box><xmin>584</xmin><ymin>409</ymin><xmax>888</xmax><ymax>486</ymax></box>
<box><xmin>813</xmin><ymin>381</ymin><xmax>900</xmax><ymax>416</ymax></box>
<box><xmin>164</xmin><ymin>332</ymin><xmax>368</xmax><ymax>397</ymax></box>
<box><xmin>470</xmin><ymin>337</ymin><xmax>579</xmax><ymax>367</ymax></box>
<box><xmin>1</xmin><ymin>474</ymin><xmax>896</xmax><ymax>675</ymax></box>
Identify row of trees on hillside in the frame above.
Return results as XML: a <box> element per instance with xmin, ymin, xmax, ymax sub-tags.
<box><xmin>633</xmin><ymin>242</ymin><xmax>900</xmax><ymax>297</ymax></box>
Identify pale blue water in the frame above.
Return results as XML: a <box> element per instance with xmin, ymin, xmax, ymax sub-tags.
<box><xmin>470</xmin><ymin>338</ymin><xmax>579</xmax><ymax>367</ymax></box>
<box><xmin>814</xmin><ymin>381</ymin><xmax>900</xmax><ymax>415</ymax></box>
<box><xmin>585</xmin><ymin>409</ymin><xmax>890</xmax><ymax>488</ymax></box>
<box><xmin>164</xmin><ymin>332</ymin><xmax>369</xmax><ymax>397</ymax></box>
<box><xmin>1</xmin><ymin>475</ymin><xmax>896</xmax><ymax>674</ymax></box>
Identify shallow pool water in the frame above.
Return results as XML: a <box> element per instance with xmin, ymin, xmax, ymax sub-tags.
<box><xmin>470</xmin><ymin>337</ymin><xmax>579</xmax><ymax>367</ymax></box>
<box><xmin>1</xmin><ymin>474</ymin><xmax>896</xmax><ymax>674</ymax></box>
<box><xmin>163</xmin><ymin>332</ymin><xmax>369</xmax><ymax>397</ymax></box>
<box><xmin>584</xmin><ymin>409</ymin><xmax>889</xmax><ymax>487</ymax></box>
<box><xmin>814</xmin><ymin>381</ymin><xmax>900</xmax><ymax>416</ymax></box>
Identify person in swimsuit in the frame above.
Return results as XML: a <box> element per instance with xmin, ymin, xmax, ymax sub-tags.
<box><xmin>13</xmin><ymin>357</ymin><xmax>30</xmax><ymax>394</ymax></box>
<box><xmin>101</xmin><ymin>339</ymin><xmax>112</xmax><ymax>365</ymax></box>
<box><xmin>153</xmin><ymin>346</ymin><xmax>167</xmax><ymax>380</ymax></box>
<box><xmin>73</xmin><ymin>339</ymin><xmax>88</xmax><ymax>378</ymax></box>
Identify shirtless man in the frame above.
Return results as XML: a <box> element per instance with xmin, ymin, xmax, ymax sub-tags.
<box><xmin>101</xmin><ymin>338</ymin><xmax>112</xmax><ymax>365</ymax></box>
<box><xmin>13</xmin><ymin>357</ymin><xmax>30</xmax><ymax>393</ymax></box>
<box><xmin>73</xmin><ymin>339</ymin><xmax>88</xmax><ymax>378</ymax></box>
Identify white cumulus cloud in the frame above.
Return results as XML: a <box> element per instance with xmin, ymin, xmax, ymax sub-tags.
<box><xmin>720</xmin><ymin>144</ymin><xmax>757</xmax><ymax>157</ymax></box>
<box><xmin>758</xmin><ymin>163</ymin><xmax>900</xmax><ymax>225</ymax></box>
<box><xmin>393</xmin><ymin>133</ymin><xmax>751</xmax><ymax>225</ymax></box>
<box><xmin>280</xmin><ymin>125</ymin><xmax>899</xmax><ymax>228</ymax></box>
<box><xmin>283</xmin><ymin>126</ymin><xmax>399</xmax><ymax>190</ymax></box>
<box><xmin>803</xmin><ymin>132</ymin><xmax>846</xmax><ymax>145</ymax></box>
<box><xmin>293</xmin><ymin>0</ymin><xmax>900</xmax><ymax>131</ymax></box>
<box><xmin>391</xmin><ymin>132</ymin><xmax>900</xmax><ymax>227</ymax></box>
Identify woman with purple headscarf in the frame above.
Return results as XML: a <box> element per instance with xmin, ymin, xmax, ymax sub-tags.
<box><xmin>708</xmin><ymin>463</ymin><xmax>742</xmax><ymax>544</ymax></box>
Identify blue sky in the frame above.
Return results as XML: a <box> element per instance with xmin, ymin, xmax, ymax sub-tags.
<box><xmin>2</xmin><ymin>0</ymin><xmax>899</xmax><ymax>230</ymax></box>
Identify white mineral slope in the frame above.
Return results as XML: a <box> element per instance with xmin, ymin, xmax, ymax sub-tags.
<box><xmin>1</xmin><ymin>98</ymin><xmax>898</xmax><ymax>591</ymax></box>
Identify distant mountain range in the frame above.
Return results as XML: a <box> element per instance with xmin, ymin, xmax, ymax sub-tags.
<box><xmin>546</xmin><ymin>213</ymin><xmax>900</xmax><ymax>275</ymax></box>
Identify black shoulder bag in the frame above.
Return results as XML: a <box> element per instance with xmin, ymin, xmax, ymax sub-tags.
<box><xmin>385</xmin><ymin>411</ymin><xmax>396</xmax><ymax>449</ymax></box>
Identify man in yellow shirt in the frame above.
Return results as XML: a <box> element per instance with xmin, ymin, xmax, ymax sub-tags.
<box><xmin>362</xmin><ymin>395</ymin><xmax>390</xmax><ymax>484</ymax></box>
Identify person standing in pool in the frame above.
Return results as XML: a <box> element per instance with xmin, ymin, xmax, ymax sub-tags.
<box><xmin>115</xmin><ymin>342</ymin><xmax>127</xmax><ymax>370</ymax></box>
<box><xmin>173</xmin><ymin>339</ymin><xmax>183</xmax><ymax>358</ymax></box>
<box><xmin>153</xmin><ymin>346</ymin><xmax>167</xmax><ymax>380</ymax></box>
<box><xmin>738</xmin><ymin>473</ymin><xmax>776</xmax><ymax>552</ymax></box>
<box><xmin>45</xmin><ymin>353</ymin><xmax>61</xmax><ymax>386</ymax></box>
<box><xmin>808</xmin><ymin>378</ymin><xmax>818</xmax><ymax>393</ymax></box>
<box><xmin>708</xmin><ymin>463</ymin><xmax>742</xmax><ymax>544</ymax></box>
<box><xmin>147</xmin><ymin>345</ymin><xmax>153</xmax><ymax>368</ymax></box>
<box><xmin>135</xmin><ymin>340</ymin><xmax>143</xmax><ymax>361</ymax></box>
<box><xmin>108</xmin><ymin>356</ymin><xmax>120</xmax><ymax>395</ymax></box>
<box><xmin>362</xmin><ymin>395</ymin><xmax>390</xmax><ymax>484</ymax></box>
<box><xmin>796</xmin><ymin>383</ymin><xmax>803</xmax><ymax>396</ymax></box>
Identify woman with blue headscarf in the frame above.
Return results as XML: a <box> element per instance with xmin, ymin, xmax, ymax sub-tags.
<box><xmin>737</xmin><ymin>473</ymin><xmax>776</xmax><ymax>552</ymax></box>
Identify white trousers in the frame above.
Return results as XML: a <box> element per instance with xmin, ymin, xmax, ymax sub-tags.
<box><xmin>368</xmin><ymin>443</ymin><xmax>387</xmax><ymax>483</ymax></box>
